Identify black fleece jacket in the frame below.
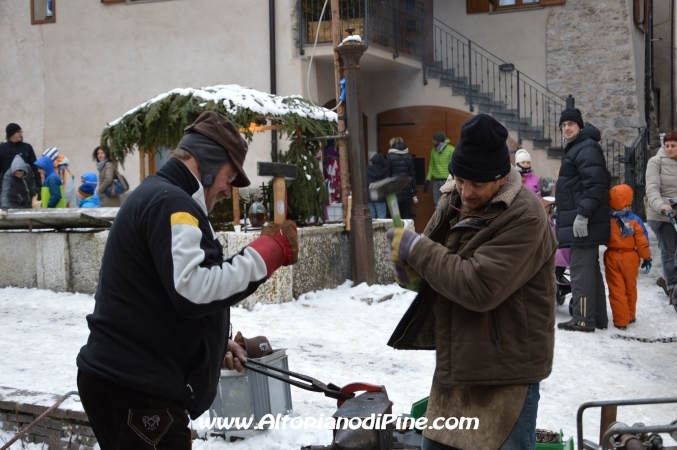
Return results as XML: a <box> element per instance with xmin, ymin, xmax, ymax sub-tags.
<box><xmin>77</xmin><ymin>158</ymin><xmax>269</xmax><ymax>418</ymax></box>
<box><xmin>555</xmin><ymin>123</ymin><xmax>611</xmax><ymax>247</ymax></box>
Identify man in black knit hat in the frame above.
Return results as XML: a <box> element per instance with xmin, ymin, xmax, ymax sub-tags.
<box><xmin>386</xmin><ymin>114</ymin><xmax>556</xmax><ymax>449</ymax></box>
<box><xmin>554</xmin><ymin>108</ymin><xmax>611</xmax><ymax>332</ymax></box>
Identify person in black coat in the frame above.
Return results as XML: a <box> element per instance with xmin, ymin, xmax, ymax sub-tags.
<box><xmin>555</xmin><ymin>108</ymin><xmax>611</xmax><ymax>332</ymax></box>
<box><xmin>0</xmin><ymin>123</ymin><xmax>40</xmax><ymax>198</ymax></box>
<box><xmin>386</xmin><ymin>140</ymin><xmax>417</xmax><ymax>219</ymax></box>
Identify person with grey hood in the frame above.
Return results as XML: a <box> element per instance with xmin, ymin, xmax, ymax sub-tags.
<box><xmin>555</xmin><ymin>108</ymin><xmax>611</xmax><ymax>332</ymax></box>
<box><xmin>0</xmin><ymin>155</ymin><xmax>37</xmax><ymax>215</ymax></box>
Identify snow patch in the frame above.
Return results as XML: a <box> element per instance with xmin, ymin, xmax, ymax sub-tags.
<box><xmin>107</xmin><ymin>85</ymin><xmax>338</xmax><ymax>127</ymax></box>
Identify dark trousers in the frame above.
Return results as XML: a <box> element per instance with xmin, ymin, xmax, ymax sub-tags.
<box><xmin>648</xmin><ymin>220</ymin><xmax>677</xmax><ymax>289</ymax></box>
<box><xmin>570</xmin><ymin>245</ymin><xmax>608</xmax><ymax>326</ymax></box>
<box><xmin>398</xmin><ymin>199</ymin><xmax>413</xmax><ymax>219</ymax></box>
<box><xmin>77</xmin><ymin>370</ymin><xmax>191</xmax><ymax>450</ymax></box>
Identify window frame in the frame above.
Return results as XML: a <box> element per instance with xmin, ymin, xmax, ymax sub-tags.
<box><xmin>30</xmin><ymin>0</ymin><xmax>56</xmax><ymax>25</ymax></box>
<box><xmin>494</xmin><ymin>0</ymin><xmax>542</xmax><ymax>10</ymax></box>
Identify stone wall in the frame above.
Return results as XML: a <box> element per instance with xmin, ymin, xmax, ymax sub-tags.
<box><xmin>546</xmin><ymin>0</ymin><xmax>642</xmax><ymax>147</ymax></box>
<box><xmin>0</xmin><ymin>221</ymin><xmax>406</xmax><ymax>305</ymax></box>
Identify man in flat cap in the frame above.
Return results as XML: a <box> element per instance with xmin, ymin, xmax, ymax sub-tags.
<box><xmin>76</xmin><ymin>111</ymin><xmax>298</xmax><ymax>449</ymax></box>
<box><xmin>386</xmin><ymin>114</ymin><xmax>556</xmax><ymax>450</ymax></box>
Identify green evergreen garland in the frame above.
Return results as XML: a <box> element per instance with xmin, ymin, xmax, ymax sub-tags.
<box><xmin>101</xmin><ymin>89</ymin><xmax>337</xmax><ymax>226</ymax></box>
<box><xmin>280</xmin><ymin>135</ymin><xmax>328</xmax><ymax>225</ymax></box>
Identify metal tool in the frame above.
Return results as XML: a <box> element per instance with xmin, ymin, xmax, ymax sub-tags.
<box><xmin>368</xmin><ymin>177</ymin><xmax>412</xmax><ymax>228</ymax></box>
<box><xmin>243</xmin><ymin>359</ymin><xmax>382</xmax><ymax>407</ymax></box>
<box><xmin>257</xmin><ymin>162</ymin><xmax>298</xmax><ymax>224</ymax></box>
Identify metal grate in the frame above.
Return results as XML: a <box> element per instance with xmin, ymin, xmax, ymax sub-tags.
<box><xmin>299</xmin><ymin>0</ymin><xmax>426</xmax><ymax>59</ymax></box>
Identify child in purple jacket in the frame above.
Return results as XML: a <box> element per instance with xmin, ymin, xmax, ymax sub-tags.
<box><xmin>515</xmin><ymin>149</ymin><xmax>541</xmax><ymax>198</ymax></box>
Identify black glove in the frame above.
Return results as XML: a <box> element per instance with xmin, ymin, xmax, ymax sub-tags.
<box><xmin>641</xmin><ymin>258</ymin><xmax>652</xmax><ymax>275</ymax></box>
<box><xmin>423</xmin><ymin>180</ymin><xmax>430</xmax><ymax>193</ymax></box>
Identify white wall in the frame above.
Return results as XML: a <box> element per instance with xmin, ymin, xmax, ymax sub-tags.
<box><xmin>0</xmin><ymin>1</ymin><xmax>46</xmax><ymax>152</ymax></box>
<box><xmin>628</xmin><ymin>0</ymin><xmax>646</xmax><ymax>127</ymax></box>
<box><xmin>433</xmin><ymin>0</ymin><xmax>550</xmax><ymax>86</ymax></box>
<box><xmin>2</xmin><ymin>0</ymin><xmax>308</xmax><ymax>190</ymax></box>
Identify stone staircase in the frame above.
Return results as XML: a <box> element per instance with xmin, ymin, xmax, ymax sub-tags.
<box><xmin>426</xmin><ymin>62</ymin><xmax>559</xmax><ymax>153</ymax></box>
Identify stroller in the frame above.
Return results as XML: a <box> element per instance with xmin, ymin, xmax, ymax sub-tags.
<box><xmin>543</xmin><ymin>197</ymin><xmax>572</xmax><ymax>308</ymax></box>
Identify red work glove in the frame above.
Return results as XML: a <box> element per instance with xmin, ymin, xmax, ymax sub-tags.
<box><xmin>248</xmin><ymin>220</ymin><xmax>298</xmax><ymax>277</ymax></box>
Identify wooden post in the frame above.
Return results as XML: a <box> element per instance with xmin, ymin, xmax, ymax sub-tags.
<box><xmin>148</xmin><ymin>147</ymin><xmax>156</xmax><ymax>175</ymax></box>
<box><xmin>272</xmin><ymin>177</ymin><xmax>287</xmax><ymax>223</ymax></box>
<box><xmin>336</xmin><ymin>39</ymin><xmax>375</xmax><ymax>285</ymax></box>
<box><xmin>139</xmin><ymin>146</ymin><xmax>146</xmax><ymax>183</ymax></box>
<box><xmin>599</xmin><ymin>406</ymin><xmax>617</xmax><ymax>448</ymax></box>
<box><xmin>331</xmin><ymin>0</ymin><xmax>351</xmax><ymax>225</ymax></box>
<box><xmin>232</xmin><ymin>187</ymin><xmax>240</xmax><ymax>226</ymax></box>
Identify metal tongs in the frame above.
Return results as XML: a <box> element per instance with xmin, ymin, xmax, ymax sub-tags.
<box><xmin>243</xmin><ymin>359</ymin><xmax>383</xmax><ymax>407</ymax></box>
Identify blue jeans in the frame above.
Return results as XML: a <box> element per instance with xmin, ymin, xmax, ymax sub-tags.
<box><xmin>369</xmin><ymin>201</ymin><xmax>387</xmax><ymax>219</ymax></box>
<box><xmin>421</xmin><ymin>383</ymin><xmax>540</xmax><ymax>450</ymax></box>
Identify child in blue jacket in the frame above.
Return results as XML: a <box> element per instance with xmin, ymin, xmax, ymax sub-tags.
<box><xmin>35</xmin><ymin>156</ymin><xmax>65</xmax><ymax>208</ymax></box>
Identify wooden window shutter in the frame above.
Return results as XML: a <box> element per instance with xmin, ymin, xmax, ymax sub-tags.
<box><xmin>467</xmin><ymin>0</ymin><xmax>490</xmax><ymax>14</ymax></box>
<box><xmin>542</xmin><ymin>0</ymin><xmax>565</xmax><ymax>5</ymax></box>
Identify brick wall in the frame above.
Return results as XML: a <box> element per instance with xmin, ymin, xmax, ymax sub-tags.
<box><xmin>0</xmin><ymin>388</ymin><xmax>96</xmax><ymax>450</ymax></box>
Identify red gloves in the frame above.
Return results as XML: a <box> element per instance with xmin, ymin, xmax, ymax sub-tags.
<box><xmin>248</xmin><ymin>220</ymin><xmax>298</xmax><ymax>277</ymax></box>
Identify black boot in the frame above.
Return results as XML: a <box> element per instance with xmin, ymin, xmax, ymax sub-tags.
<box><xmin>558</xmin><ymin>319</ymin><xmax>595</xmax><ymax>332</ymax></box>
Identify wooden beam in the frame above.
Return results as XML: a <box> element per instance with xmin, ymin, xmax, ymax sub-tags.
<box><xmin>599</xmin><ymin>406</ymin><xmax>617</xmax><ymax>448</ymax></box>
<box><xmin>139</xmin><ymin>146</ymin><xmax>146</xmax><ymax>183</ymax></box>
<box><xmin>148</xmin><ymin>147</ymin><xmax>156</xmax><ymax>175</ymax></box>
<box><xmin>232</xmin><ymin>187</ymin><xmax>240</xmax><ymax>226</ymax></box>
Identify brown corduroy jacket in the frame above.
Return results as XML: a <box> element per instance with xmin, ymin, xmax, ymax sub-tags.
<box><xmin>388</xmin><ymin>169</ymin><xmax>557</xmax><ymax>386</ymax></box>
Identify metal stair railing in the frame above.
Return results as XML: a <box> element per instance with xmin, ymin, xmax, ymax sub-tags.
<box><xmin>430</xmin><ymin>18</ymin><xmax>566</xmax><ymax>149</ymax></box>
<box><xmin>298</xmin><ymin>0</ymin><xmax>426</xmax><ymax>60</ymax></box>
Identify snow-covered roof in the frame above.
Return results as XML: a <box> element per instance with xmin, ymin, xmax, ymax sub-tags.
<box><xmin>339</xmin><ymin>34</ymin><xmax>363</xmax><ymax>46</ymax></box>
<box><xmin>108</xmin><ymin>84</ymin><xmax>338</xmax><ymax>127</ymax></box>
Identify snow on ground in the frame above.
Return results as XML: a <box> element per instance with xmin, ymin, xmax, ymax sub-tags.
<box><xmin>1</xmin><ymin>234</ymin><xmax>676</xmax><ymax>449</ymax></box>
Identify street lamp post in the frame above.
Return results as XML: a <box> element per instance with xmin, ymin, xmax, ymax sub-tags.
<box><xmin>335</xmin><ymin>36</ymin><xmax>375</xmax><ymax>285</ymax></box>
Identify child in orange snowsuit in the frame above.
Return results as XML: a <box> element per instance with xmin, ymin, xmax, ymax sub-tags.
<box><xmin>605</xmin><ymin>184</ymin><xmax>652</xmax><ymax>330</ymax></box>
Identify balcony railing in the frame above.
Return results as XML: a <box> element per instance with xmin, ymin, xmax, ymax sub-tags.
<box><xmin>431</xmin><ymin>18</ymin><xmax>566</xmax><ymax>150</ymax></box>
<box><xmin>298</xmin><ymin>0</ymin><xmax>426</xmax><ymax>60</ymax></box>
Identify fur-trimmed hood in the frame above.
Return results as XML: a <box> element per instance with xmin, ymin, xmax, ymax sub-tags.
<box><xmin>439</xmin><ymin>167</ymin><xmax>523</xmax><ymax>207</ymax></box>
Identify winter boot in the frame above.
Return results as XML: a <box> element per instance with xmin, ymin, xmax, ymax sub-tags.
<box><xmin>657</xmin><ymin>277</ymin><xmax>670</xmax><ymax>298</ymax></box>
<box><xmin>557</xmin><ymin>319</ymin><xmax>595</xmax><ymax>333</ymax></box>
<box><xmin>614</xmin><ymin>325</ymin><xmax>627</xmax><ymax>330</ymax></box>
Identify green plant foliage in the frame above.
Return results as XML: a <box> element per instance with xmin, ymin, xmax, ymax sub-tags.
<box><xmin>281</xmin><ymin>138</ymin><xmax>329</xmax><ymax>225</ymax></box>
<box><xmin>101</xmin><ymin>88</ymin><xmax>337</xmax><ymax>225</ymax></box>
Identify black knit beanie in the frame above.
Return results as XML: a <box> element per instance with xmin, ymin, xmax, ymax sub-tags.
<box><xmin>558</xmin><ymin>108</ymin><xmax>584</xmax><ymax>129</ymax></box>
<box><xmin>449</xmin><ymin>114</ymin><xmax>511</xmax><ymax>182</ymax></box>
<box><xmin>6</xmin><ymin>123</ymin><xmax>21</xmax><ymax>140</ymax></box>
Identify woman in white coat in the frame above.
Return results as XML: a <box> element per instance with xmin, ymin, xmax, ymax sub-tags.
<box><xmin>645</xmin><ymin>130</ymin><xmax>677</xmax><ymax>299</ymax></box>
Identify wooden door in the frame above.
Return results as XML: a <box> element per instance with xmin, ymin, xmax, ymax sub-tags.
<box><xmin>377</xmin><ymin>106</ymin><xmax>473</xmax><ymax>232</ymax></box>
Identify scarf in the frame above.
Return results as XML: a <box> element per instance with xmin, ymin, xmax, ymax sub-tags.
<box><xmin>96</xmin><ymin>158</ymin><xmax>109</xmax><ymax>172</ymax></box>
<box><xmin>611</xmin><ymin>207</ymin><xmax>635</xmax><ymax>237</ymax></box>
<box><xmin>435</xmin><ymin>142</ymin><xmax>446</xmax><ymax>153</ymax></box>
